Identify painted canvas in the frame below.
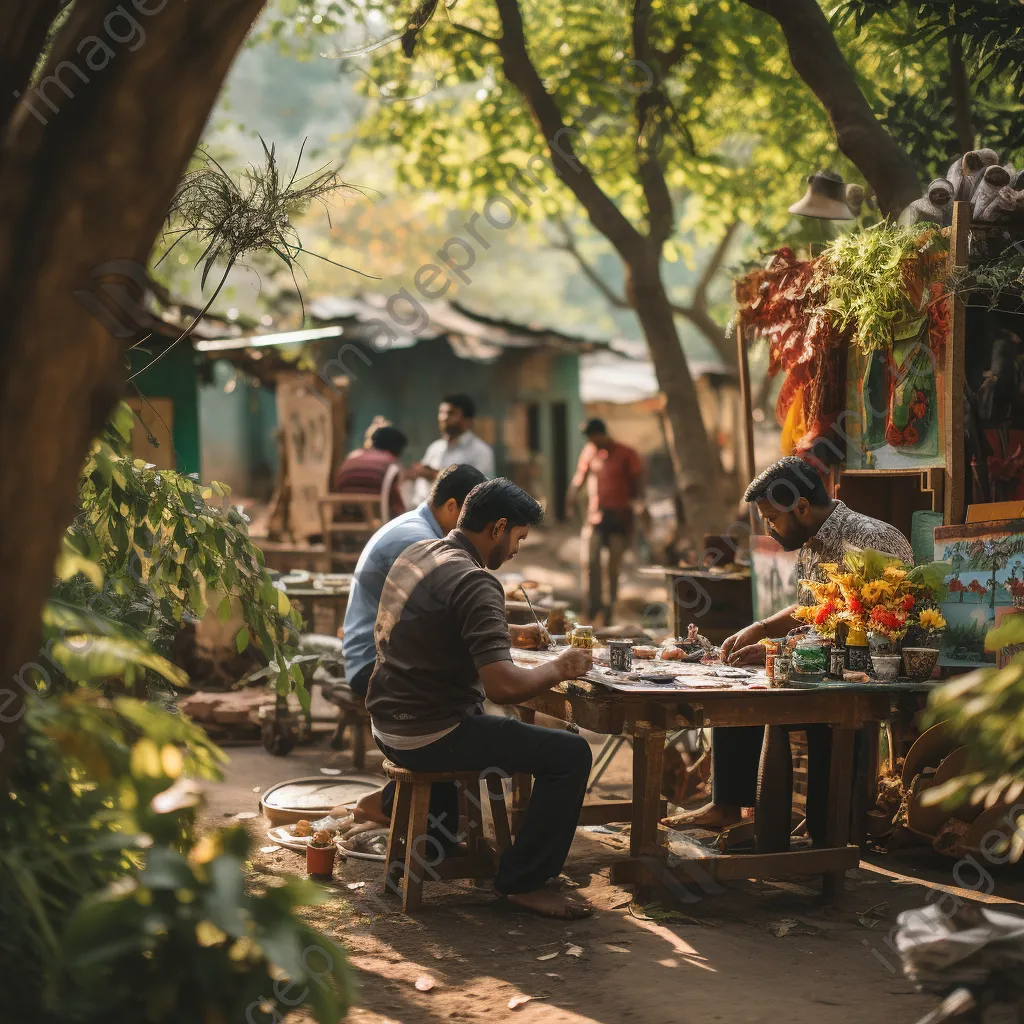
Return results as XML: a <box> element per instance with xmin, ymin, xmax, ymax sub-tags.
<box><xmin>844</xmin><ymin>319</ymin><xmax>944</xmax><ymax>470</ymax></box>
<box><xmin>750</xmin><ymin>534</ymin><xmax>800</xmax><ymax>622</ymax></box>
<box><xmin>933</xmin><ymin>519</ymin><xmax>1024</xmax><ymax>667</ymax></box>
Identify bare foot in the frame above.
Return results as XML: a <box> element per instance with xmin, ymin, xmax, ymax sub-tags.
<box><xmin>661</xmin><ymin>802</ymin><xmax>746</xmax><ymax>830</ymax></box>
<box><xmin>503</xmin><ymin>889</ymin><xmax>593</xmax><ymax>919</ymax></box>
<box><xmin>352</xmin><ymin>789</ymin><xmax>391</xmax><ymax>826</ymax></box>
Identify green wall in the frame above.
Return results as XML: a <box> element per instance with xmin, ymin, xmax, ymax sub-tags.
<box><xmin>128</xmin><ymin>344</ymin><xmax>201</xmax><ymax>475</ymax></box>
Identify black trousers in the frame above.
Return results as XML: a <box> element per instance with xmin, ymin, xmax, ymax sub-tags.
<box><xmin>377</xmin><ymin>713</ymin><xmax>592</xmax><ymax>895</ymax></box>
<box><xmin>711</xmin><ymin>724</ymin><xmax>854</xmax><ymax>845</ymax></box>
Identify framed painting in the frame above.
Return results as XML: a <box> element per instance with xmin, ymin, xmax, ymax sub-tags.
<box><xmin>933</xmin><ymin>519</ymin><xmax>1024</xmax><ymax>668</ymax></box>
<box><xmin>749</xmin><ymin>534</ymin><xmax>800</xmax><ymax>622</ymax></box>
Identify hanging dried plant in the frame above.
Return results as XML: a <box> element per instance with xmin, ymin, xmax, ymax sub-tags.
<box><xmin>813</xmin><ymin>222</ymin><xmax>948</xmax><ymax>355</ymax></box>
<box><xmin>131</xmin><ymin>140</ymin><xmax>376</xmax><ymax>381</ymax></box>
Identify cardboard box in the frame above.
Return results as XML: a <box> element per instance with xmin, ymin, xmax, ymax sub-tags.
<box><xmin>967</xmin><ymin>501</ymin><xmax>1024</xmax><ymax>524</ymax></box>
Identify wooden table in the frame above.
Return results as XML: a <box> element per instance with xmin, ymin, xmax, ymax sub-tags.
<box><xmin>641</xmin><ymin>566</ymin><xmax>753</xmax><ymax>644</ymax></box>
<box><xmin>512</xmin><ymin>658</ymin><xmax>930</xmax><ymax>901</ymax></box>
<box><xmin>280</xmin><ymin>579</ymin><xmax>352</xmax><ymax>636</ymax></box>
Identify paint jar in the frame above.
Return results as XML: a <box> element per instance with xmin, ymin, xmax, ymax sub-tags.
<box><xmin>772</xmin><ymin>649</ymin><xmax>792</xmax><ymax>688</ymax></box>
<box><xmin>762</xmin><ymin>640</ymin><xmax>780</xmax><ymax>683</ymax></box>
<box><xmin>571</xmin><ymin>625</ymin><xmax>595</xmax><ymax>650</ymax></box>
<box><xmin>791</xmin><ymin>633</ymin><xmax>827</xmax><ymax>682</ymax></box>
<box><xmin>845</xmin><ymin>623</ymin><xmax>870</xmax><ymax>673</ymax></box>
<box><xmin>608</xmin><ymin>639</ymin><xmax>634</xmax><ymax>672</ymax></box>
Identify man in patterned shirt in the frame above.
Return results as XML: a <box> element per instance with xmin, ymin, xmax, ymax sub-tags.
<box><xmin>665</xmin><ymin>456</ymin><xmax>912</xmax><ymax>836</ymax></box>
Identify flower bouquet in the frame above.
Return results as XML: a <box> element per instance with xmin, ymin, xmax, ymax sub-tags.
<box><xmin>794</xmin><ymin>549</ymin><xmax>949</xmax><ymax>650</ymax></box>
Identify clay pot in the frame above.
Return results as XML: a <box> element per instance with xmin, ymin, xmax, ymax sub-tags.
<box><xmin>870</xmin><ymin>654</ymin><xmax>902</xmax><ymax>681</ymax></box>
<box><xmin>306</xmin><ymin>843</ymin><xmax>337</xmax><ymax>879</ymax></box>
<box><xmin>902</xmin><ymin>647</ymin><xmax>939</xmax><ymax>682</ymax></box>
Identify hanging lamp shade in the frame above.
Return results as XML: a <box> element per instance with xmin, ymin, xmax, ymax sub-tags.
<box><xmin>788</xmin><ymin>169</ymin><xmax>854</xmax><ymax>220</ymax></box>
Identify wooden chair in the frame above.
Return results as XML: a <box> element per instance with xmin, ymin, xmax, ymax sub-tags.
<box><xmin>381</xmin><ymin>759</ymin><xmax>513</xmax><ymax>913</ymax></box>
<box><xmin>318</xmin><ymin>493</ymin><xmax>383</xmax><ymax>573</ymax></box>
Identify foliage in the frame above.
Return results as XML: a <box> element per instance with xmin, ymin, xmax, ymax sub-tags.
<box><xmin>794</xmin><ymin>549</ymin><xmax>949</xmax><ymax>641</ymax></box>
<box><xmin>923</xmin><ymin>613</ymin><xmax>1024</xmax><ymax>858</ymax></box>
<box><xmin>1</xmin><ymin>691</ymin><xmax>353</xmax><ymax>1022</ymax></box>
<box><xmin>56</xmin><ymin>401</ymin><xmax>308</xmax><ymax>710</ymax></box>
<box><xmin>814</xmin><ymin>222</ymin><xmax>947</xmax><ymax>354</ymax></box>
<box><xmin>832</xmin><ymin>1</ymin><xmax>1024</xmax><ymax>174</ymax></box>
<box><xmin>949</xmin><ymin>251</ymin><xmax>1024</xmax><ymax>313</ymax></box>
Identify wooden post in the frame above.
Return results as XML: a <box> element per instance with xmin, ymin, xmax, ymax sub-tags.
<box><xmin>737</xmin><ymin>322</ymin><xmax>757</xmax><ymax>490</ymax></box>
<box><xmin>944</xmin><ymin>201</ymin><xmax>969</xmax><ymax>526</ymax></box>
<box><xmin>630</xmin><ymin>721</ymin><xmax>666</xmax><ymax>858</ymax></box>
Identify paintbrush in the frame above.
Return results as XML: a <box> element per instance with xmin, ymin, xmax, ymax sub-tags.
<box><xmin>519</xmin><ymin>584</ymin><xmax>554</xmax><ymax>647</ymax></box>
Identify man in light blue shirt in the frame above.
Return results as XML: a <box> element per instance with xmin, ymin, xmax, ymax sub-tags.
<box><xmin>343</xmin><ymin>463</ymin><xmax>488</xmax><ymax>698</ymax></box>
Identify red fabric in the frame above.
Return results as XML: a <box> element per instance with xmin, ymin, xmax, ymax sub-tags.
<box><xmin>333</xmin><ymin>448</ymin><xmax>405</xmax><ymax>516</ymax></box>
<box><xmin>573</xmin><ymin>441</ymin><xmax>642</xmax><ymax>525</ymax></box>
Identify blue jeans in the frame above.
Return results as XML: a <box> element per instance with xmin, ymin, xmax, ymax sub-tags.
<box><xmin>377</xmin><ymin>713</ymin><xmax>592</xmax><ymax>894</ymax></box>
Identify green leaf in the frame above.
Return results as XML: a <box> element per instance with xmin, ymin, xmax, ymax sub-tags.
<box><xmin>217</xmin><ymin>595</ymin><xmax>233</xmax><ymax>624</ymax></box>
<box><xmin>235</xmin><ymin>627</ymin><xmax>250</xmax><ymax>654</ymax></box>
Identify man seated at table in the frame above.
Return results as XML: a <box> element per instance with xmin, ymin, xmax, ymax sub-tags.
<box><xmin>664</xmin><ymin>456</ymin><xmax>913</xmax><ymax>840</ymax></box>
<box><xmin>340</xmin><ymin>463</ymin><xmax>486</xmax><ymax>826</ymax></box>
<box><xmin>366</xmin><ymin>478</ymin><xmax>595</xmax><ymax>918</ymax></box>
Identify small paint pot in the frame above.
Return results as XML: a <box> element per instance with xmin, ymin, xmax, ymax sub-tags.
<box><xmin>608</xmin><ymin>639</ymin><xmax>634</xmax><ymax>672</ymax></box>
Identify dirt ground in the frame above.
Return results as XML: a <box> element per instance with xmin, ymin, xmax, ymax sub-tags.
<box><xmin>204</xmin><ymin>736</ymin><xmax>1024</xmax><ymax>1024</ymax></box>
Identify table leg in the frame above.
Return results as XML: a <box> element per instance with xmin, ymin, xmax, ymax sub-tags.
<box><xmin>511</xmin><ymin>707</ymin><xmax>536</xmax><ymax>835</ymax></box>
<box><xmin>630</xmin><ymin>721</ymin><xmax>666</xmax><ymax>858</ymax></box>
<box><xmin>822</xmin><ymin>726</ymin><xmax>856</xmax><ymax>902</ymax></box>
<box><xmin>754</xmin><ymin>725</ymin><xmax>793</xmax><ymax>853</ymax></box>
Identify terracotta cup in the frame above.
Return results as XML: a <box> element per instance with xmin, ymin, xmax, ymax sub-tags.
<box><xmin>306</xmin><ymin>843</ymin><xmax>337</xmax><ymax>879</ymax></box>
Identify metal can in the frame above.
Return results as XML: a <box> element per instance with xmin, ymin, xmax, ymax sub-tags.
<box><xmin>608</xmin><ymin>639</ymin><xmax>633</xmax><ymax>672</ymax></box>
<box><xmin>772</xmin><ymin>650</ymin><xmax>792</xmax><ymax>688</ymax></box>
<box><xmin>829</xmin><ymin>644</ymin><xmax>846</xmax><ymax>678</ymax></box>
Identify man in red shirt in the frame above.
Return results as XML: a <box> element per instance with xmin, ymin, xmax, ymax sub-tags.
<box><xmin>568</xmin><ymin>418</ymin><xmax>644</xmax><ymax>623</ymax></box>
<box><xmin>333</xmin><ymin>425</ymin><xmax>408</xmax><ymax>522</ymax></box>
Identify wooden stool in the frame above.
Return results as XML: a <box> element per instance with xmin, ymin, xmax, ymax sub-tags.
<box><xmin>381</xmin><ymin>759</ymin><xmax>513</xmax><ymax>912</ymax></box>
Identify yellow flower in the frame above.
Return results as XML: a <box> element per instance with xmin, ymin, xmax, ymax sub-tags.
<box><xmin>919</xmin><ymin>608</ymin><xmax>946</xmax><ymax>631</ymax></box>
<box><xmin>883</xmin><ymin>566</ymin><xmax>908</xmax><ymax>582</ymax></box>
<box><xmin>819</xmin><ymin>562</ymin><xmax>840</xmax><ymax>576</ymax></box>
<box><xmin>860</xmin><ymin>581</ymin><xmax>891</xmax><ymax>606</ymax></box>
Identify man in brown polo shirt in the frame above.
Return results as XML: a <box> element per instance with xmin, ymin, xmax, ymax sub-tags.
<box><xmin>366</xmin><ymin>478</ymin><xmax>594</xmax><ymax>918</ymax></box>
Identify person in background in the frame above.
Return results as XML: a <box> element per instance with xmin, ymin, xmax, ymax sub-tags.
<box><xmin>663</xmin><ymin>456</ymin><xmax>913</xmax><ymax>840</ymax></box>
<box><xmin>409</xmin><ymin>393</ymin><xmax>495</xmax><ymax>504</ymax></box>
<box><xmin>567</xmin><ymin>418</ymin><xmax>644</xmax><ymax>625</ymax></box>
<box><xmin>340</xmin><ymin>464</ymin><xmax>487</xmax><ymax>829</ymax></box>
<box><xmin>334</xmin><ymin>425</ymin><xmax>408</xmax><ymax>522</ymax></box>
<box><xmin>367</xmin><ymin>479</ymin><xmax>594</xmax><ymax>918</ymax></box>
<box><xmin>362</xmin><ymin>415</ymin><xmax>393</xmax><ymax>448</ymax></box>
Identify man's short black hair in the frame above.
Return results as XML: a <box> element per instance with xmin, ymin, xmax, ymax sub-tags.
<box><xmin>743</xmin><ymin>456</ymin><xmax>830</xmax><ymax>508</ymax></box>
<box><xmin>442</xmin><ymin>393</ymin><xmax>476</xmax><ymax>419</ymax></box>
<box><xmin>429</xmin><ymin>463</ymin><xmax>486</xmax><ymax>508</ymax></box>
<box><xmin>370</xmin><ymin>426</ymin><xmax>408</xmax><ymax>457</ymax></box>
<box><xmin>582</xmin><ymin>417</ymin><xmax>607</xmax><ymax>436</ymax></box>
<box><xmin>457</xmin><ymin>478</ymin><xmax>545</xmax><ymax>531</ymax></box>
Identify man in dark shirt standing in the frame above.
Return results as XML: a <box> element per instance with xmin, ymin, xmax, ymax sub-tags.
<box><xmin>366</xmin><ymin>479</ymin><xmax>594</xmax><ymax>918</ymax></box>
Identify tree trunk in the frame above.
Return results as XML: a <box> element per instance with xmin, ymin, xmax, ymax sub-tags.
<box><xmin>626</xmin><ymin>254</ymin><xmax>727</xmax><ymax>546</ymax></box>
<box><xmin>0</xmin><ymin>0</ymin><xmax>266</xmax><ymax>785</ymax></box>
<box><xmin>743</xmin><ymin>0</ymin><xmax>921</xmax><ymax>215</ymax></box>
<box><xmin>947</xmin><ymin>33</ymin><xmax>975</xmax><ymax>153</ymax></box>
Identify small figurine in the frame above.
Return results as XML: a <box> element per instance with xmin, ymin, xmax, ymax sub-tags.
<box><xmin>898</xmin><ymin>178</ymin><xmax>954</xmax><ymax>227</ymax></box>
<box><xmin>687</xmin><ymin>622</ymin><xmax>699</xmax><ymax>645</ymax></box>
<box><xmin>947</xmin><ymin>148</ymin><xmax>1000</xmax><ymax>201</ymax></box>
<box><xmin>971</xmin><ymin>164</ymin><xmax>1013</xmax><ymax>219</ymax></box>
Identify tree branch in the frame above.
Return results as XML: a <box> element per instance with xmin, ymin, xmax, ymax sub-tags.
<box><xmin>552</xmin><ymin>216</ymin><xmax>630</xmax><ymax>309</ymax></box>
<box><xmin>493</xmin><ymin>0</ymin><xmax>643</xmax><ymax>259</ymax></box>
<box><xmin>947</xmin><ymin>33</ymin><xmax>975</xmax><ymax>153</ymax></box>
<box><xmin>692</xmin><ymin>220</ymin><xmax>739</xmax><ymax>313</ymax></box>
<box><xmin>742</xmin><ymin>0</ymin><xmax>920</xmax><ymax>215</ymax></box>
<box><xmin>0</xmin><ymin>2</ymin><xmax>64</xmax><ymax>146</ymax></box>
<box><xmin>632</xmin><ymin>0</ymin><xmax>675</xmax><ymax>248</ymax></box>
<box><xmin>448</xmin><ymin>20</ymin><xmax>500</xmax><ymax>45</ymax></box>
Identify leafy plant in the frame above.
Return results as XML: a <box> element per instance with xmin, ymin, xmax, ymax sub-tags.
<box><xmin>1</xmin><ymin>691</ymin><xmax>353</xmax><ymax>1023</ymax></box>
<box><xmin>922</xmin><ymin>615</ymin><xmax>1024</xmax><ymax>858</ymax></box>
<box><xmin>814</xmin><ymin>222</ymin><xmax>948</xmax><ymax>354</ymax></box>
<box><xmin>55</xmin><ymin>401</ymin><xmax>307</xmax><ymax>710</ymax></box>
